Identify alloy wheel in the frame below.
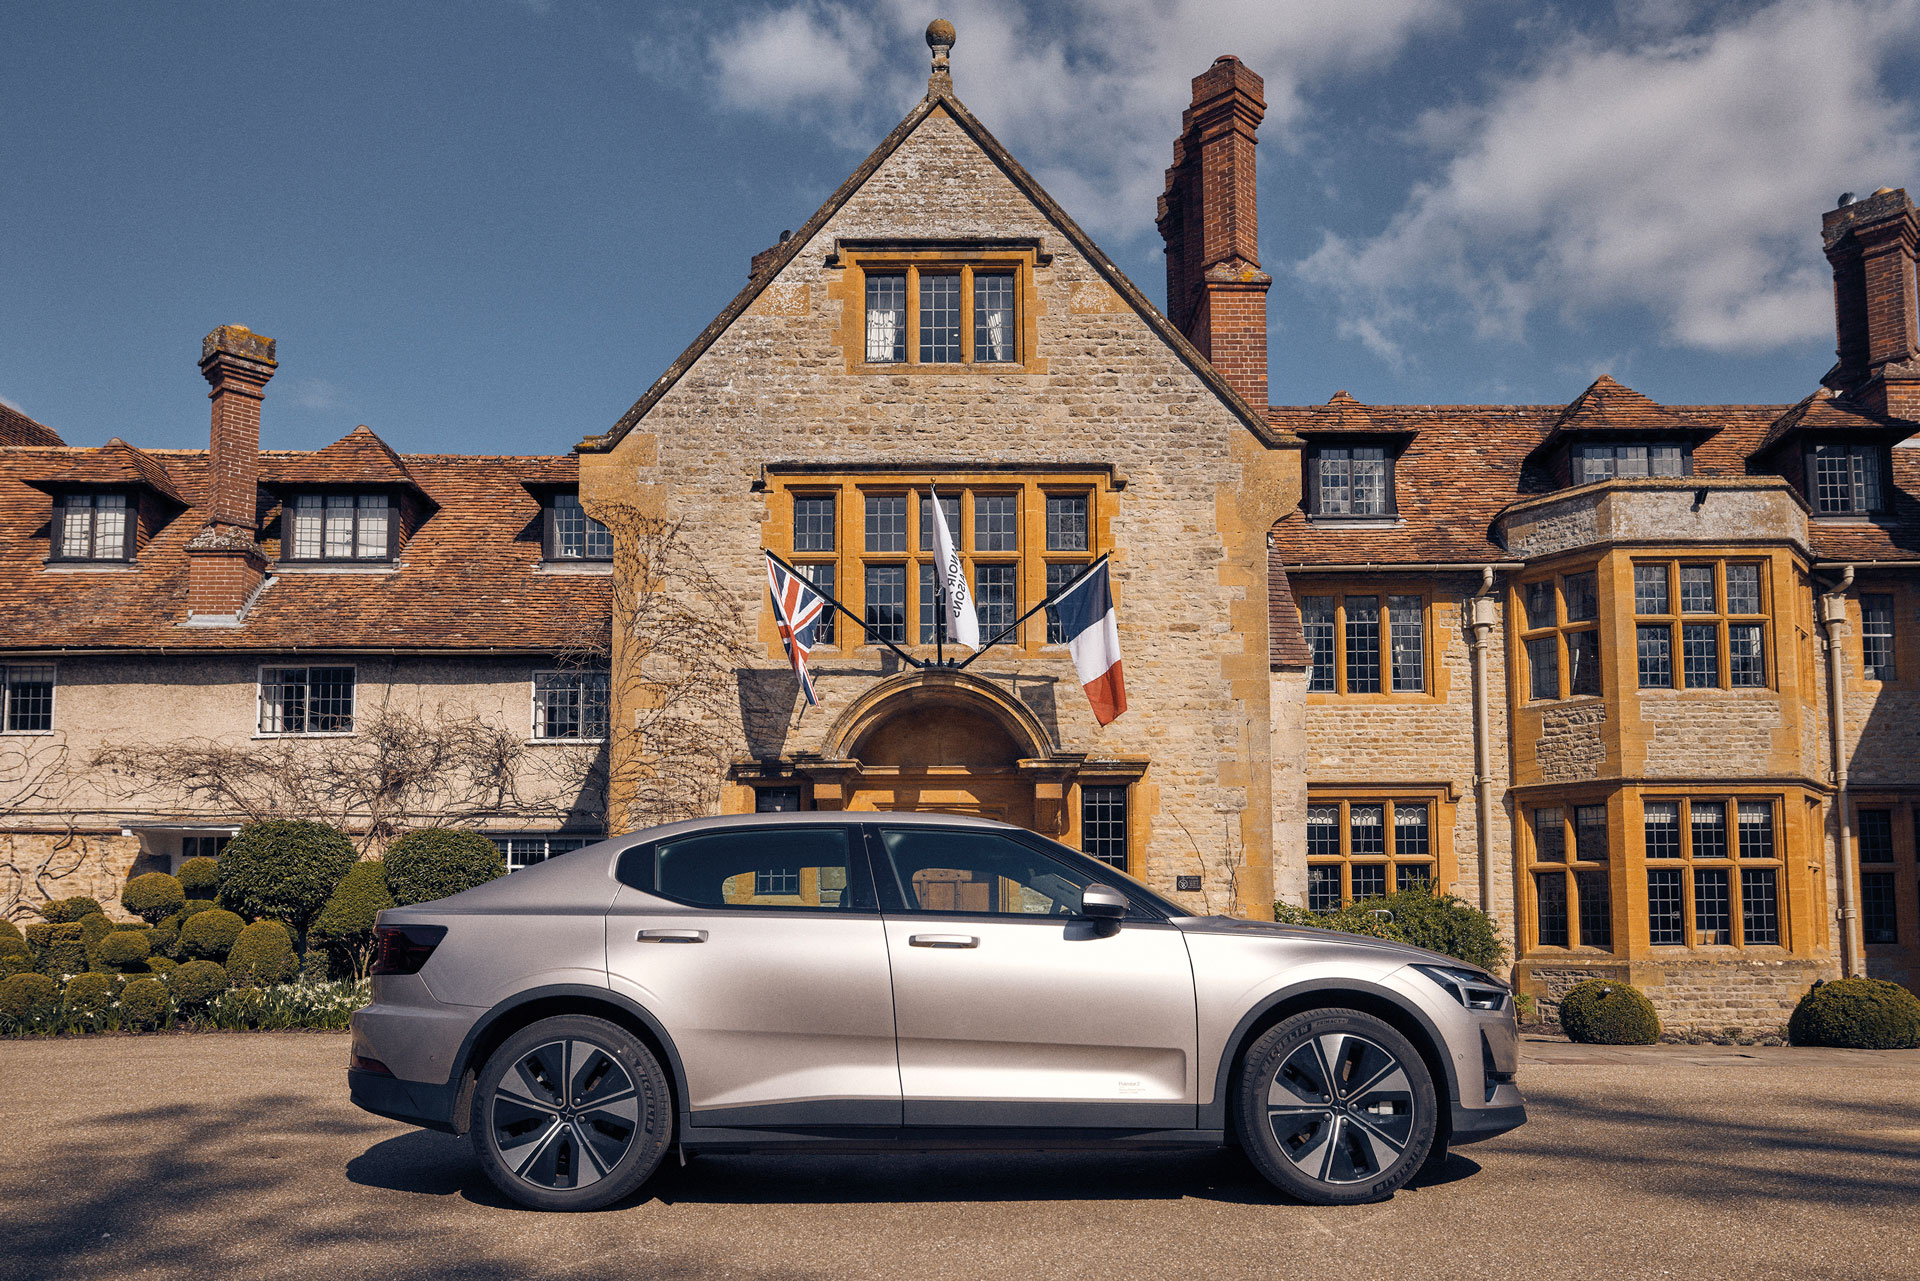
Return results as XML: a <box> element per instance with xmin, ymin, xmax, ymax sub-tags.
<box><xmin>1265</xmin><ymin>1031</ymin><xmax>1417</xmax><ymax>1185</ymax></box>
<box><xmin>489</xmin><ymin>1038</ymin><xmax>641</xmax><ymax>1190</ymax></box>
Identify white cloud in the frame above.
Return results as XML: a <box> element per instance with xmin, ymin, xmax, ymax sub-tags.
<box><xmin>1301</xmin><ymin>0</ymin><xmax>1920</xmax><ymax>356</ymax></box>
<box><xmin>285</xmin><ymin>378</ymin><xmax>346</xmax><ymax>412</ymax></box>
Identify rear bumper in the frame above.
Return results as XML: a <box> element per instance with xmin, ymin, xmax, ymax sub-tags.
<box><xmin>348</xmin><ymin>1068</ymin><xmax>459</xmax><ymax>1134</ymax></box>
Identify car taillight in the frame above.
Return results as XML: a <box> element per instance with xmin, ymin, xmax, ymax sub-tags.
<box><xmin>370</xmin><ymin>924</ymin><xmax>447</xmax><ymax>976</ymax></box>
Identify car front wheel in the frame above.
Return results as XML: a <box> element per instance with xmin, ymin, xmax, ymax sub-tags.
<box><xmin>471</xmin><ymin>1014</ymin><xmax>672</xmax><ymax>1211</ymax></box>
<box><xmin>1234</xmin><ymin>1007</ymin><xmax>1438</xmax><ymax>1205</ymax></box>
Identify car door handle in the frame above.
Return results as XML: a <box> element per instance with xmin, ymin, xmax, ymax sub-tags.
<box><xmin>636</xmin><ymin>929</ymin><xmax>707</xmax><ymax>944</ymax></box>
<box><xmin>908</xmin><ymin>934</ymin><xmax>979</xmax><ymax>949</ymax></box>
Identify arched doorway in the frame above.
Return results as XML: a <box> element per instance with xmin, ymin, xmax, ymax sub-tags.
<box><xmin>843</xmin><ymin>695</ymin><xmax>1036</xmax><ymax>827</ymax></box>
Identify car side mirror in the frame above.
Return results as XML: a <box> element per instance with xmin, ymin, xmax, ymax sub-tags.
<box><xmin>1079</xmin><ymin>883</ymin><xmax>1129</xmax><ymax>920</ymax></box>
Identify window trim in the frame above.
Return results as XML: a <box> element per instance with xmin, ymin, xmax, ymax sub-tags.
<box><xmin>48</xmin><ymin>490</ymin><xmax>135</xmax><ymax>563</ymax></box>
<box><xmin>1</xmin><ymin>662</ymin><xmax>56</xmax><ymax>735</ymax></box>
<box><xmin>1858</xmin><ymin>589</ymin><xmax>1901</xmax><ymax>685</ymax></box>
<box><xmin>616</xmin><ymin>825</ymin><xmax>879</xmax><ymax>914</ymax></box>
<box><xmin>491</xmin><ymin>832</ymin><xmax>596</xmax><ymax>873</ymax></box>
<box><xmin>1568</xmin><ymin>439</ymin><xmax>1693</xmax><ymax>485</ymax></box>
<box><xmin>1803</xmin><ymin>441</ymin><xmax>1888</xmax><ymax>516</ymax></box>
<box><xmin>1517</xmin><ymin>570</ymin><xmax>1603</xmax><ymax>703</ymax></box>
<box><xmin>530</xmin><ymin>668</ymin><xmax>611</xmax><ymax>743</ymax></box>
<box><xmin>1304</xmin><ymin>789</ymin><xmax>1452</xmax><ymax>909</ymax></box>
<box><xmin>1850</xmin><ymin>798</ymin><xmax>1920</xmax><ymax>951</ymax></box>
<box><xmin>1304</xmin><ymin>444</ymin><xmax>1397</xmax><ymax>519</ymax></box>
<box><xmin>1640</xmin><ymin>794</ymin><xmax>1787</xmax><ymax>950</ymax></box>
<box><xmin>833</xmin><ymin>246</ymin><xmax>1045</xmax><ymax>375</ymax></box>
<box><xmin>255</xmin><ymin>663</ymin><xmax>358</xmax><ymax>737</ymax></box>
<box><xmin>1299</xmin><ymin>586</ymin><xmax>1434</xmax><ymax>699</ymax></box>
<box><xmin>1524</xmin><ymin>800</ymin><xmax>1616</xmax><ymax>953</ymax></box>
<box><xmin>541</xmin><ymin>492</ymin><xmax>613</xmax><ymax>563</ymax></box>
<box><xmin>1630</xmin><ymin>558</ymin><xmax>1772</xmax><ymax>692</ymax></box>
<box><xmin>280</xmin><ymin>492</ymin><xmax>400</xmax><ymax>564</ymax></box>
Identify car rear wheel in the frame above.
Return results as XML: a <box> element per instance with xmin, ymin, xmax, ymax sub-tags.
<box><xmin>1234</xmin><ymin>1008</ymin><xmax>1437</xmax><ymax>1205</ymax></box>
<box><xmin>471</xmin><ymin>1014</ymin><xmax>672</xmax><ymax>1211</ymax></box>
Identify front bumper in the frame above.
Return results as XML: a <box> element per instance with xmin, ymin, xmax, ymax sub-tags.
<box><xmin>1450</xmin><ymin>1094</ymin><xmax>1527</xmax><ymax>1144</ymax></box>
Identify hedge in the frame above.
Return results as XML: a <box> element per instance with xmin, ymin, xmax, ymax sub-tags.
<box><xmin>0</xmin><ymin>973</ymin><xmax>60</xmax><ymax>1026</ymax></box>
<box><xmin>1558</xmin><ymin>979</ymin><xmax>1661</xmax><ymax>1044</ymax></box>
<box><xmin>217</xmin><ymin>820</ymin><xmax>357</xmax><ymax>931</ymax></box>
<box><xmin>98</xmin><ymin>930</ymin><xmax>152</xmax><ymax>972</ymax></box>
<box><xmin>0</xmin><ymin>937</ymin><xmax>31</xmax><ymax>978</ymax></box>
<box><xmin>311</xmin><ymin>860</ymin><xmax>396</xmax><ymax>978</ymax></box>
<box><xmin>122</xmin><ymin>873</ymin><xmax>187</xmax><ymax>925</ymax></box>
<box><xmin>176</xmin><ymin>856</ymin><xmax>219</xmax><ymax>897</ymax></box>
<box><xmin>1788</xmin><ymin>978</ymin><xmax>1920</xmax><ymax>1049</ymax></box>
<box><xmin>178</xmin><ymin>909</ymin><xmax>246</xmax><ymax>962</ymax></box>
<box><xmin>33</xmin><ymin>923</ymin><xmax>88</xmax><ymax>977</ymax></box>
<box><xmin>147</xmin><ymin>956</ymin><xmax>178</xmax><ymax>977</ymax></box>
<box><xmin>176</xmin><ymin>899</ymin><xmax>218</xmax><ymax>924</ymax></box>
<box><xmin>383</xmin><ymin>828</ymin><xmax>504</xmax><ymax>906</ymax></box>
<box><xmin>0</xmin><ymin>918</ymin><xmax>22</xmax><ymax>943</ymax></box>
<box><xmin>63</xmin><ymin>972</ymin><xmax>116</xmax><ymax>1024</ymax></box>
<box><xmin>170</xmin><ymin>959</ymin><xmax>230</xmax><ymax>1007</ymax></box>
<box><xmin>226</xmin><ymin>921</ymin><xmax>298</xmax><ymax>987</ymax></box>
<box><xmin>119</xmin><ymin>976</ymin><xmax>171</xmax><ymax>1029</ymax></box>
<box><xmin>1274</xmin><ymin>889</ymin><xmax>1510</xmax><ymax>971</ymax></box>
<box><xmin>38</xmin><ymin>897</ymin><xmax>105</xmax><ymax>925</ymax></box>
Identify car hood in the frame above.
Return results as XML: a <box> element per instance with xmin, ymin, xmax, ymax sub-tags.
<box><xmin>1170</xmin><ymin>915</ymin><xmax>1498</xmax><ymax>980</ymax></box>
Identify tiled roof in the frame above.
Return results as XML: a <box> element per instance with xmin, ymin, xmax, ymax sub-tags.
<box><xmin>0</xmin><ymin>403</ymin><xmax>62</xmax><ymax>447</ymax></box>
<box><xmin>1543</xmin><ymin>374</ymin><xmax>1695</xmax><ymax>439</ymax></box>
<box><xmin>1267</xmin><ymin>567</ymin><xmax>1310</xmax><ymax>669</ymax></box>
<box><xmin>0</xmin><ymin>448</ymin><xmax>607</xmax><ymax>652</ymax></box>
<box><xmin>25</xmin><ymin>437</ymin><xmax>184</xmax><ymax>504</ymax></box>
<box><xmin>1752</xmin><ymin>386</ymin><xmax>1916</xmax><ymax>457</ymax></box>
<box><xmin>1291</xmin><ymin>390</ymin><xmax>1408</xmax><ymax>436</ymax></box>
<box><xmin>1808</xmin><ymin>448</ymin><xmax>1920</xmax><ymax>560</ymax></box>
<box><xmin>267</xmin><ymin>424</ymin><xmax>424</xmax><ymax>493</ymax></box>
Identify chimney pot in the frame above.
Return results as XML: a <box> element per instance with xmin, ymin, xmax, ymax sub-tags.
<box><xmin>1821</xmin><ymin>186</ymin><xmax>1918</xmax><ymax>416</ymax></box>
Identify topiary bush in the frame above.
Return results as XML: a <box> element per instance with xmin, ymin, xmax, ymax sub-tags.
<box><xmin>382</xmin><ymin>828</ymin><xmax>504</xmax><ymax>906</ymax></box>
<box><xmin>119</xmin><ymin>976</ymin><xmax>170</xmax><ymax>1029</ymax></box>
<box><xmin>37</xmin><ymin>896</ymin><xmax>105</xmax><ymax>925</ymax></box>
<box><xmin>0</xmin><ymin>936</ymin><xmax>31</xmax><ymax>979</ymax></box>
<box><xmin>311</xmin><ymin>859</ymin><xmax>396</xmax><ymax>979</ymax></box>
<box><xmin>98</xmin><ymin>930</ymin><xmax>152</xmax><ymax>973</ymax></box>
<box><xmin>0</xmin><ymin>918</ymin><xmax>23</xmax><ymax>943</ymax></box>
<box><xmin>144</xmin><ymin>925</ymin><xmax>177</xmax><ymax>958</ymax></box>
<box><xmin>178</xmin><ymin>908</ymin><xmax>246</xmax><ymax>962</ymax></box>
<box><xmin>175</xmin><ymin>899</ymin><xmax>217</xmax><ymax>927</ymax></box>
<box><xmin>169</xmin><ymin>958</ymin><xmax>230</xmax><ymax>1008</ymax></box>
<box><xmin>33</xmin><ymin>922</ymin><xmax>87</xmax><ymax>977</ymax></box>
<box><xmin>63</xmin><ymin>972</ymin><xmax>116</xmax><ymax>1024</ymax></box>
<box><xmin>177</xmin><ymin>856</ymin><xmax>220</xmax><ymax>897</ymax></box>
<box><xmin>147</xmin><ymin>956</ymin><xmax>178</xmax><ymax>977</ymax></box>
<box><xmin>226</xmin><ymin>920</ymin><xmax>297</xmax><ymax>987</ymax></box>
<box><xmin>122</xmin><ymin>873</ymin><xmax>187</xmax><ymax>924</ymax></box>
<box><xmin>217</xmin><ymin>820</ymin><xmax>357</xmax><ymax>932</ymax></box>
<box><xmin>1275</xmin><ymin>888</ymin><xmax>1510</xmax><ymax>970</ymax></box>
<box><xmin>0</xmin><ymin>972</ymin><xmax>60</xmax><ymax>1027</ymax></box>
<box><xmin>1558</xmin><ymin>979</ymin><xmax>1661</xmax><ymax>1045</ymax></box>
<box><xmin>1788</xmin><ymin>977</ymin><xmax>1920</xmax><ymax>1049</ymax></box>
<box><xmin>78</xmin><ymin>912</ymin><xmax>113</xmax><ymax>965</ymax></box>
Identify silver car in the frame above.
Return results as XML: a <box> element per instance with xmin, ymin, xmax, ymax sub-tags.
<box><xmin>348</xmin><ymin>813</ymin><xmax>1524</xmax><ymax>1210</ymax></box>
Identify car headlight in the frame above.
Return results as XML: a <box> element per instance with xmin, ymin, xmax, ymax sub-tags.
<box><xmin>1411</xmin><ymin>963</ymin><xmax>1509</xmax><ymax>1012</ymax></box>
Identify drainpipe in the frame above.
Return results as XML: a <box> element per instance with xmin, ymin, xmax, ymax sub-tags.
<box><xmin>1468</xmin><ymin>567</ymin><xmax>1500</xmax><ymax>919</ymax></box>
<box><xmin>1820</xmin><ymin>565</ymin><xmax>1859</xmax><ymax>977</ymax></box>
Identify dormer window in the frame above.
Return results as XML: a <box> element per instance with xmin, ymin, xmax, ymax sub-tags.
<box><xmin>1806</xmin><ymin>443</ymin><xmax>1884</xmax><ymax>514</ymax></box>
<box><xmin>1572</xmin><ymin>442</ymin><xmax>1689</xmax><ymax>484</ymax></box>
<box><xmin>1308</xmin><ymin>447</ymin><xmax>1394</xmax><ymax>517</ymax></box>
<box><xmin>51</xmin><ymin>492</ymin><xmax>132</xmax><ymax>561</ymax></box>
<box><xmin>544</xmin><ymin>493</ymin><xmax>612</xmax><ymax>561</ymax></box>
<box><xmin>286</xmin><ymin>493</ymin><xmax>395</xmax><ymax>561</ymax></box>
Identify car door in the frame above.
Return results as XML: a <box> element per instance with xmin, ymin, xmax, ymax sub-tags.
<box><xmin>606</xmin><ymin>822</ymin><xmax>902</xmax><ymax>1128</ymax></box>
<box><xmin>869</xmin><ymin>823</ymin><xmax>1199</xmax><ymax>1129</ymax></box>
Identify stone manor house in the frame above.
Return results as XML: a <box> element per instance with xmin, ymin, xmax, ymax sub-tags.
<box><xmin>4</xmin><ymin>28</ymin><xmax>1919</xmax><ymax>1028</ymax></box>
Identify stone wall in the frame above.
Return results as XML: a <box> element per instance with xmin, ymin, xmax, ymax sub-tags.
<box><xmin>1519</xmin><ymin>957</ymin><xmax>1832</xmax><ymax>1034</ymax></box>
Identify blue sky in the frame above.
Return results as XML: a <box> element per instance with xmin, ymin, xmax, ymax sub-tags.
<box><xmin>3</xmin><ymin>1</ymin><xmax>1917</xmax><ymax>454</ymax></box>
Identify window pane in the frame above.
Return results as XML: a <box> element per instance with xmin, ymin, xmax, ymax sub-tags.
<box><xmin>1614</xmin><ymin>444</ymin><xmax>1648</xmax><ymax>478</ymax></box>
<box><xmin>1563</xmin><ymin>573</ymin><xmax>1598</xmax><ymax>623</ymax></box>
<box><xmin>1649</xmin><ymin>444</ymin><xmax>1685</xmax><ymax>476</ymax></box>
<box><xmin>1693</xmin><ymin>868</ymin><xmax>1730</xmax><ymax>944</ymax></box>
<box><xmin>93</xmin><ymin>493</ymin><xmax>128</xmax><ymax>558</ymax></box>
<box><xmin>1527</xmin><ymin>636</ymin><xmax>1559</xmax><ymax>700</ymax></box>
<box><xmin>1862</xmin><ymin>593</ymin><xmax>1896</xmax><ymax>680</ymax></box>
<box><xmin>865</xmin><ymin>273</ymin><xmax>906</xmax><ymax>363</ymax></box>
<box><xmin>1350</xmin><ymin>864</ymin><xmax>1386</xmax><ymax>901</ymax></box>
<box><xmin>1306</xmin><ymin>806</ymin><xmax>1341</xmax><ymax>860</ymax></box>
<box><xmin>58</xmin><ymin>493</ymin><xmax>94</xmax><ymax>557</ymax></box>
<box><xmin>1637</xmin><ymin>624</ymin><xmax>1672</xmax><ymax>688</ymax></box>
<box><xmin>1349</xmin><ymin>804</ymin><xmax>1385</xmax><ymax>857</ymax></box>
<box><xmin>1860</xmin><ymin>448</ymin><xmax>1884</xmax><ymax>511</ymax></box>
<box><xmin>1728</xmin><ymin>624</ymin><xmax>1765</xmax><ymax>687</ymax></box>
<box><xmin>1395</xmin><ymin>863</ymin><xmax>1433</xmax><ymax>893</ymax></box>
<box><xmin>1351</xmin><ymin>449</ymin><xmax>1387</xmax><ymax>516</ymax></box>
<box><xmin>1691</xmin><ymin>802</ymin><xmax>1728</xmax><ymax>858</ymax></box>
<box><xmin>975</xmin><ymin>563</ymin><xmax>1017</xmax><ymax>635</ymax></box>
<box><xmin>1575</xmin><ymin>805</ymin><xmax>1608</xmax><ymax>862</ymax></box>
<box><xmin>1862</xmin><ymin>871</ymin><xmax>1899</xmax><ymax>943</ymax></box>
<box><xmin>1648</xmin><ymin>868</ymin><xmax>1685</xmax><ymax>945</ymax></box>
<box><xmin>324</xmin><ymin>494</ymin><xmax>355</xmax><ymax>558</ymax></box>
<box><xmin>1044</xmin><ymin>562</ymin><xmax>1081</xmax><ymax>644</ymax></box>
<box><xmin>1681</xmin><ymin>623</ymin><xmax>1719</xmax><ymax>688</ymax></box>
<box><xmin>802</xmin><ymin>563</ymin><xmax>835</xmax><ymax>644</ymax></box>
<box><xmin>1302</xmin><ymin>596</ymin><xmax>1336</xmax><ymax>692</ymax></box>
<box><xmin>1857</xmin><ymin>809</ymin><xmax>1894</xmax><ymax>862</ymax></box>
<box><xmin>1679</xmin><ymin>564</ymin><xmax>1716</xmax><ymax>613</ymax></box>
<box><xmin>973</xmin><ymin>271</ymin><xmax>1016</xmax><ymax>362</ymax></box>
<box><xmin>355</xmin><ymin>495</ymin><xmax>389</xmax><ymax>559</ymax></box>
<box><xmin>919</xmin><ymin>273</ymin><xmax>961</xmax><ymax>363</ymax></box>
<box><xmin>291</xmin><ymin>494</ymin><xmax>324</xmax><ymax>559</ymax></box>
<box><xmin>1045</xmin><ymin>495</ymin><xmax>1087</xmax><ymax>552</ymax></box>
<box><xmin>1394</xmin><ymin>803</ymin><xmax>1430</xmax><ymax>858</ymax></box>
<box><xmin>552</xmin><ymin>492</ymin><xmax>587</xmax><ymax>558</ymax></box>
<box><xmin>307</xmin><ymin>666</ymin><xmax>355</xmax><ymax>733</ymax></box>
<box><xmin>3</xmin><ymin>665</ymin><xmax>55</xmax><ymax>732</ymax></box>
<box><xmin>1307</xmin><ymin>865</ymin><xmax>1341</xmax><ymax>912</ymax></box>
<box><xmin>918</xmin><ymin>563</ymin><xmax>940</xmax><ymax>645</ymax></box>
<box><xmin>975</xmin><ymin>494</ymin><xmax>1018</xmax><ymax>551</ymax></box>
<box><xmin>1574</xmin><ymin>447</ymin><xmax>1615</xmax><ymax>484</ymax></box>
<box><xmin>1740</xmin><ymin>868</ymin><xmax>1779</xmax><ymax>945</ymax></box>
<box><xmin>794</xmin><ymin>496</ymin><xmax>836</xmax><ymax>553</ymax></box>
<box><xmin>1567</xmin><ymin>630</ymin><xmax>1601</xmax><ymax>696</ymax></box>
<box><xmin>878</xmin><ymin>827</ymin><xmax>1099</xmax><ymax>916</ymax></box>
<box><xmin>1724</xmin><ymin>565</ymin><xmax>1761</xmax><ymax>614</ymax></box>
<box><xmin>1576</xmin><ymin>870</ymin><xmax>1612</xmax><ymax>948</ymax></box>
<box><xmin>259</xmin><ymin>667</ymin><xmax>301</xmax><ymax>733</ymax></box>
<box><xmin>864</xmin><ymin>494</ymin><xmax>906</xmax><ymax>552</ymax></box>
<box><xmin>533</xmin><ymin>671</ymin><xmax>576</xmax><ymax>739</ymax></box>
<box><xmin>1644</xmin><ymin>802</ymin><xmax>1681</xmax><ymax>858</ymax></box>
<box><xmin>1344</xmin><ymin>596</ymin><xmax>1380</xmax><ymax>693</ymax></box>
<box><xmin>754</xmin><ymin>789</ymin><xmax>802</xmax><ymax>813</ymax></box>
<box><xmin>919</xmin><ymin>491</ymin><xmax>961</xmax><ymax>552</ymax></box>
<box><xmin>1634</xmin><ymin>564</ymin><xmax>1669</xmax><ymax>614</ymax></box>
<box><xmin>1536</xmin><ymin>873</ymin><xmax>1569</xmax><ymax>947</ymax></box>
<box><xmin>864</xmin><ymin>565</ymin><xmax>906</xmax><ymax>643</ymax></box>
<box><xmin>1316</xmin><ymin>450</ymin><xmax>1350</xmax><ymax>515</ymax></box>
<box><xmin>1388</xmin><ymin>596</ymin><xmax>1424</xmax><ymax>692</ymax></box>
<box><xmin>1533</xmin><ymin>807</ymin><xmax>1565</xmax><ymax>862</ymax></box>
<box><xmin>1081</xmin><ymin>785</ymin><xmax>1128</xmax><ymax>869</ymax></box>
<box><xmin>1524</xmin><ymin>581</ymin><xmax>1557</xmax><ymax>629</ymax></box>
<box><xmin>1737</xmin><ymin>802</ymin><xmax>1775</xmax><ymax>860</ymax></box>
<box><xmin>653</xmin><ymin>827</ymin><xmax>855</xmax><ymax>911</ymax></box>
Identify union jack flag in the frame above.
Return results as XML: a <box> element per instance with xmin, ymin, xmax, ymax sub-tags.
<box><xmin>766</xmin><ymin>554</ymin><xmax>827</xmax><ymax>706</ymax></box>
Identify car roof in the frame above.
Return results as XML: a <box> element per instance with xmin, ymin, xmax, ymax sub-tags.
<box><xmin>617</xmin><ymin>811</ymin><xmax>1019</xmax><ymax>843</ymax></box>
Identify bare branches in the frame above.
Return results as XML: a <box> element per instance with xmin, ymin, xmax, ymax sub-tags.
<box><xmin>0</xmin><ymin>741</ymin><xmax>84</xmax><ymax>921</ymax></box>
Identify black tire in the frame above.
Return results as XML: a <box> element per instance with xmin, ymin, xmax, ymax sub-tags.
<box><xmin>1233</xmin><ymin>1008</ymin><xmax>1438</xmax><ymax>1205</ymax></box>
<box><xmin>470</xmin><ymin>1014</ymin><xmax>672</xmax><ymax>1211</ymax></box>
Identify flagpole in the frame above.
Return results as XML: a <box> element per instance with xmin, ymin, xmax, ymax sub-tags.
<box><xmin>953</xmin><ymin>552</ymin><xmax>1110</xmax><ymax>672</ymax></box>
<box><xmin>765</xmin><ymin>549</ymin><xmax>926</xmax><ymax>670</ymax></box>
<box><xmin>931</xmin><ymin>483</ymin><xmax>944</xmax><ymax>668</ymax></box>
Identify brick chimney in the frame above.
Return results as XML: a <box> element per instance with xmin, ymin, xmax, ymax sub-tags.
<box><xmin>184</xmin><ymin>325</ymin><xmax>275</xmax><ymax>623</ymax></box>
<box><xmin>1158</xmin><ymin>55</ymin><xmax>1271</xmax><ymax>412</ymax></box>
<box><xmin>1822</xmin><ymin>187</ymin><xmax>1919</xmax><ymax>419</ymax></box>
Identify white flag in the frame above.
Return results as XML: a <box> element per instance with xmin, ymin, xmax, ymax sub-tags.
<box><xmin>929</xmin><ymin>485</ymin><xmax>979</xmax><ymax>648</ymax></box>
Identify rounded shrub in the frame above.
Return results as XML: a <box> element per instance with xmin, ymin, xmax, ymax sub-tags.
<box><xmin>176</xmin><ymin>899</ymin><xmax>217</xmax><ymax>924</ymax></box>
<box><xmin>1558</xmin><ymin>979</ymin><xmax>1661</xmax><ymax>1045</ymax></box>
<box><xmin>63</xmin><ymin>971</ymin><xmax>115</xmax><ymax>1022</ymax></box>
<box><xmin>119</xmin><ymin>976</ymin><xmax>170</xmax><ymax>1029</ymax></box>
<box><xmin>122</xmin><ymin>873</ymin><xmax>186</xmax><ymax>924</ymax></box>
<box><xmin>226</xmin><ymin>920</ymin><xmax>297</xmax><ymax>987</ymax></box>
<box><xmin>383</xmin><ymin>829</ymin><xmax>505</xmax><ymax>907</ymax></box>
<box><xmin>144</xmin><ymin>925</ymin><xmax>178</xmax><ymax>958</ymax></box>
<box><xmin>0</xmin><ymin>918</ymin><xmax>23</xmax><ymax>943</ymax></box>
<box><xmin>146</xmin><ymin>956</ymin><xmax>178</xmax><ymax>977</ymax></box>
<box><xmin>78</xmin><ymin>911</ymin><xmax>113</xmax><ymax>957</ymax></box>
<box><xmin>170</xmin><ymin>958</ymin><xmax>230</xmax><ymax>1007</ymax></box>
<box><xmin>38</xmin><ymin>896</ymin><xmax>105</xmax><ymax>925</ymax></box>
<box><xmin>1275</xmin><ymin>888</ymin><xmax>1510</xmax><ymax>970</ymax></box>
<box><xmin>1788</xmin><ymin>977</ymin><xmax>1920</xmax><ymax>1049</ymax></box>
<box><xmin>311</xmin><ymin>859</ymin><xmax>396</xmax><ymax>978</ymax></box>
<box><xmin>217</xmin><ymin>820</ymin><xmax>357</xmax><ymax>931</ymax></box>
<box><xmin>0</xmin><ymin>972</ymin><xmax>60</xmax><ymax>1026</ymax></box>
<box><xmin>0</xmin><ymin>936</ymin><xmax>33</xmax><ymax>979</ymax></box>
<box><xmin>177</xmin><ymin>856</ymin><xmax>220</xmax><ymax>897</ymax></box>
<box><xmin>34</xmin><ymin>922</ymin><xmax>88</xmax><ymax>977</ymax></box>
<box><xmin>98</xmin><ymin>930</ymin><xmax>152</xmax><ymax>972</ymax></box>
<box><xmin>178</xmin><ymin>908</ymin><xmax>246</xmax><ymax>962</ymax></box>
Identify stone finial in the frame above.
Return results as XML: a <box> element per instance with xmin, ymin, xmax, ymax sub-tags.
<box><xmin>927</xmin><ymin>18</ymin><xmax>955</xmax><ymax>85</ymax></box>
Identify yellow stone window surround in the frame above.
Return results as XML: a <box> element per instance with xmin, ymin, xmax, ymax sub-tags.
<box><xmin>825</xmin><ymin>240</ymin><xmax>1049</xmax><ymax>375</ymax></box>
<box><xmin>1304</xmin><ymin>787</ymin><xmax>1458</xmax><ymax>907</ymax></box>
<box><xmin>1297</xmin><ymin>580</ymin><xmax>1443</xmax><ymax>702</ymax></box>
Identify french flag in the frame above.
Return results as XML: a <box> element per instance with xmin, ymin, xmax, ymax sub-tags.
<box><xmin>1052</xmin><ymin>560</ymin><xmax>1126</xmax><ymax>726</ymax></box>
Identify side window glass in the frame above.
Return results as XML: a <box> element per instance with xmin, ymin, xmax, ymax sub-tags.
<box><xmin>875</xmin><ymin>828</ymin><xmax>1102</xmax><ymax>917</ymax></box>
<box><xmin>624</xmin><ymin>827</ymin><xmax>869</xmax><ymax>911</ymax></box>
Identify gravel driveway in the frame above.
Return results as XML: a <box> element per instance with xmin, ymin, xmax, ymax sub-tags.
<box><xmin>2</xmin><ymin>1032</ymin><xmax>1916</xmax><ymax>1281</ymax></box>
